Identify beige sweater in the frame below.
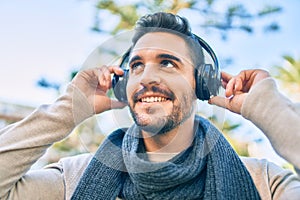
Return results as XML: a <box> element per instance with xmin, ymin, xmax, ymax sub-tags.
<box><xmin>0</xmin><ymin>78</ymin><xmax>300</xmax><ymax>200</ymax></box>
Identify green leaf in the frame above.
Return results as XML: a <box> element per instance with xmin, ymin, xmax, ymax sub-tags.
<box><xmin>258</xmin><ymin>6</ymin><xmax>282</xmax><ymax>16</ymax></box>
<box><xmin>283</xmin><ymin>55</ymin><xmax>296</xmax><ymax>65</ymax></box>
<box><xmin>239</xmin><ymin>25</ymin><xmax>253</xmax><ymax>33</ymax></box>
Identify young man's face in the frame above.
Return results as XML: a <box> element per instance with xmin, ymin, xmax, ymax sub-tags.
<box><xmin>126</xmin><ymin>32</ymin><xmax>197</xmax><ymax>134</ymax></box>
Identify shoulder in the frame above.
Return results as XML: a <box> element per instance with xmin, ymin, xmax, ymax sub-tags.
<box><xmin>59</xmin><ymin>152</ymin><xmax>93</xmax><ymax>167</ymax></box>
<box><xmin>46</xmin><ymin>153</ymin><xmax>93</xmax><ymax>199</ymax></box>
<box><xmin>46</xmin><ymin>153</ymin><xmax>93</xmax><ymax>173</ymax></box>
<box><xmin>240</xmin><ymin>156</ymin><xmax>300</xmax><ymax>200</ymax></box>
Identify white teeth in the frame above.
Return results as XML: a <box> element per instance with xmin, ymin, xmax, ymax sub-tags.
<box><xmin>141</xmin><ymin>97</ymin><xmax>167</xmax><ymax>103</ymax></box>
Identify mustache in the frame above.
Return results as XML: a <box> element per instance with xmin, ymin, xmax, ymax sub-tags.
<box><xmin>133</xmin><ymin>86</ymin><xmax>175</xmax><ymax>102</ymax></box>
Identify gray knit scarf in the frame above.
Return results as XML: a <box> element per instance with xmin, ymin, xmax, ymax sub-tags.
<box><xmin>71</xmin><ymin>116</ymin><xmax>261</xmax><ymax>199</ymax></box>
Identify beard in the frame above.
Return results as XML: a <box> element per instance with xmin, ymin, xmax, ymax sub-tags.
<box><xmin>129</xmin><ymin>89</ymin><xmax>196</xmax><ymax>135</ymax></box>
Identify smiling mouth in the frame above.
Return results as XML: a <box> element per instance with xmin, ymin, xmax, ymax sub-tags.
<box><xmin>133</xmin><ymin>86</ymin><xmax>175</xmax><ymax>104</ymax></box>
<box><xmin>139</xmin><ymin>96</ymin><xmax>171</xmax><ymax>103</ymax></box>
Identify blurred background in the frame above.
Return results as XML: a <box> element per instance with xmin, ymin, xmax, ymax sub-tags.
<box><xmin>0</xmin><ymin>0</ymin><xmax>299</xmax><ymax>169</ymax></box>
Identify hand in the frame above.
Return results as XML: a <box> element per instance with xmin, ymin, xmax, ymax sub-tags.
<box><xmin>209</xmin><ymin>69</ymin><xmax>270</xmax><ymax>114</ymax></box>
<box><xmin>71</xmin><ymin>65</ymin><xmax>126</xmax><ymax>114</ymax></box>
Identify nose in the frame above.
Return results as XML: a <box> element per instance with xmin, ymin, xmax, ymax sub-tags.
<box><xmin>139</xmin><ymin>64</ymin><xmax>161</xmax><ymax>86</ymax></box>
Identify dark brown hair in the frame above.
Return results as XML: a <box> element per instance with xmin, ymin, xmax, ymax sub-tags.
<box><xmin>132</xmin><ymin>12</ymin><xmax>204</xmax><ymax>67</ymax></box>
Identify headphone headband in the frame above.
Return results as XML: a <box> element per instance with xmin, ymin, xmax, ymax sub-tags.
<box><xmin>191</xmin><ymin>34</ymin><xmax>219</xmax><ymax>70</ymax></box>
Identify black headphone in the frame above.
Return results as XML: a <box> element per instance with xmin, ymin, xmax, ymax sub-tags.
<box><xmin>112</xmin><ymin>34</ymin><xmax>221</xmax><ymax>103</ymax></box>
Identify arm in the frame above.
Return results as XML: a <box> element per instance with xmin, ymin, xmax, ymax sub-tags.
<box><xmin>242</xmin><ymin>157</ymin><xmax>300</xmax><ymax>199</ymax></box>
<box><xmin>241</xmin><ymin>77</ymin><xmax>300</xmax><ymax>169</ymax></box>
<box><xmin>0</xmin><ymin>84</ymin><xmax>93</xmax><ymax>199</ymax></box>
<box><xmin>0</xmin><ymin>66</ymin><xmax>125</xmax><ymax>198</ymax></box>
<box><xmin>209</xmin><ymin>69</ymin><xmax>300</xmax><ymax>170</ymax></box>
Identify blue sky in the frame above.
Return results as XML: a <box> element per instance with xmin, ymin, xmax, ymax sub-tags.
<box><xmin>0</xmin><ymin>0</ymin><xmax>102</xmax><ymax>106</ymax></box>
<box><xmin>0</xmin><ymin>0</ymin><xmax>300</xmax><ymax>107</ymax></box>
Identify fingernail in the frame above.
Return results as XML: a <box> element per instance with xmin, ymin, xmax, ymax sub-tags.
<box><xmin>226</xmin><ymin>95</ymin><xmax>234</xmax><ymax>99</ymax></box>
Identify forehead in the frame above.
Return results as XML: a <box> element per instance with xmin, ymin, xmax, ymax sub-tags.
<box><xmin>132</xmin><ymin>32</ymin><xmax>191</xmax><ymax>59</ymax></box>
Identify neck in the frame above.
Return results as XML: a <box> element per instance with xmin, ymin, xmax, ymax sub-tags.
<box><xmin>141</xmin><ymin>115</ymin><xmax>196</xmax><ymax>153</ymax></box>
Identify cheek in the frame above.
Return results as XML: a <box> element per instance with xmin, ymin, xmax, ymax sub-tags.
<box><xmin>125</xmin><ymin>71</ymin><xmax>196</xmax><ymax>103</ymax></box>
<box><xmin>184</xmin><ymin>71</ymin><xmax>196</xmax><ymax>97</ymax></box>
<box><xmin>170</xmin><ymin>74</ymin><xmax>195</xmax><ymax>96</ymax></box>
<box><xmin>126</xmin><ymin>77</ymin><xmax>138</xmax><ymax>103</ymax></box>
<box><xmin>126</xmin><ymin>82</ymin><xmax>133</xmax><ymax>103</ymax></box>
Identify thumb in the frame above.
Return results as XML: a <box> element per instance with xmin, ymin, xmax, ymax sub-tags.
<box><xmin>93</xmin><ymin>98</ymin><xmax>127</xmax><ymax>114</ymax></box>
<box><xmin>110</xmin><ymin>99</ymin><xmax>127</xmax><ymax>110</ymax></box>
<box><xmin>208</xmin><ymin>96</ymin><xmax>228</xmax><ymax>109</ymax></box>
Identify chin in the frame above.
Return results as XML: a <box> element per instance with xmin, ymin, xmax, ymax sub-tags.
<box><xmin>133</xmin><ymin>112</ymin><xmax>181</xmax><ymax>136</ymax></box>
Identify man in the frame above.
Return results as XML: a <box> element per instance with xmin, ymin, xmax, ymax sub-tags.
<box><xmin>0</xmin><ymin>12</ymin><xmax>299</xmax><ymax>200</ymax></box>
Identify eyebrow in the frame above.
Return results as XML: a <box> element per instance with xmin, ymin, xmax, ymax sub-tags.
<box><xmin>128</xmin><ymin>53</ymin><xmax>182</xmax><ymax>64</ymax></box>
<box><xmin>157</xmin><ymin>53</ymin><xmax>182</xmax><ymax>63</ymax></box>
<box><xmin>128</xmin><ymin>55</ymin><xmax>142</xmax><ymax>64</ymax></box>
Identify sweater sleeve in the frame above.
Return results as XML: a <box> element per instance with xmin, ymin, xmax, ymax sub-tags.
<box><xmin>241</xmin><ymin>157</ymin><xmax>300</xmax><ymax>200</ymax></box>
<box><xmin>241</xmin><ymin>78</ymin><xmax>300</xmax><ymax>170</ymax></box>
<box><xmin>0</xmin><ymin>83</ymin><xmax>94</xmax><ymax>199</ymax></box>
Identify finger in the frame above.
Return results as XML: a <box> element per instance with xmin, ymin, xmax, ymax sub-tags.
<box><xmin>220</xmin><ymin>71</ymin><xmax>235</xmax><ymax>97</ymax></box>
<box><xmin>221</xmin><ymin>71</ymin><xmax>233</xmax><ymax>82</ymax></box>
<box><xmin>97</xmin><ymin>66</ymin><xmax>111</xmax><ymax>89</ymax></box>
<box><xmin>94</xmin><ymin>97</ymin><xmax>127</xmax><ymax>114</ymax></box>
<box><xmin>235</xmin><ymin>70</ymin><xmax>260</xmax><ymax>93</ymax></box>
<box><xmin>107</xmin><ymin>65</ymin><xmax>124</xmax><ymax>76</ymax></box>
<box><xmin>221</xmin><ymin>79</ymin><xmax>228</xmax><ymax>89</ymax></box>
<box><xmin>252</xmin><ymin>69</ymin><xmax>270</xmax><ymax>85</ymax></box>
<box><xmin>97</xmin><ymin>66</ymin><xmax>124</xmax><ymax>89</ymax></box>
<box><xmin>110</xmin><ymin>99</ymin><xmax>127</xmax><ymax>109</ymax></box>
<box><xmin>234</xmin><ymin>76</ymin><xmax>244</xmax><ymax>93</ymax></box>
<box><xmin>208</xmin><ymin>96</ymin><xmax>228</xmax><ymax>109</ymax></box>
<box><xmin>106</xmin><ymin>66</ymin><xmax>125</xmax><ymax>89</ymax></box>
<box><xmin>225</xmin><ymin>78</ymin><xmax>236</xmax><ymax>98</ymax></box>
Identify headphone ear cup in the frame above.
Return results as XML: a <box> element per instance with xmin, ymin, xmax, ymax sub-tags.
<box><xmin>195</xmin><ymin>64</ymin><xmax>213</xmax><ymax>100</ymax></box>
<box><xmin>192</xmin><ymin>34</ymin><xmax>221</xmax><ymax>100</ymax></box>
<box><xmin>112</xmin><ymin>69</ymin><xmax>129</xmax><ymax>103</ymax></box>
<box><xmin>112</xmin><ymin>49</ymin><xmax>130</xmax><ymax>103</ymax></box>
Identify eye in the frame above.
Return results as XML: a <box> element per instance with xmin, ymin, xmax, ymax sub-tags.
<box><xmin>130</xmin><ymin>62</ymin><xmax>144</xmax><ymax>70</ymax></box>
<box><xmin>160</xmin><ymin>60</ymin><xmax>175</xmax><ymax>68</ymax></box>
